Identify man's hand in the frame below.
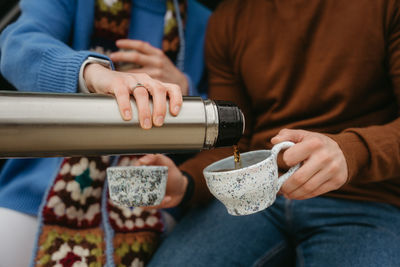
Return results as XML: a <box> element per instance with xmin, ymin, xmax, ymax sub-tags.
<box><xmin>271</xmin><ymin>129</ymin><xmax>348</xmax><ymax>200</ymax></box>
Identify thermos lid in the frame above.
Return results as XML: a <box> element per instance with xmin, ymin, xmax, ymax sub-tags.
<box><xmin>214</xmin><ymin>100</ymin><xmax>245</xmax><ymax>147</ymax></box>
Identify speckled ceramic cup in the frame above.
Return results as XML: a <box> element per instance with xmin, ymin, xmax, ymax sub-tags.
<box><xmin>203</xmin><ymin>142</ymin><xmax>300</xmax><ymax>216</ymax></box>
<box><xmin>107</xmin><ymin>166</ymin><xmax>168</xmax><ymax>207</ymax></box>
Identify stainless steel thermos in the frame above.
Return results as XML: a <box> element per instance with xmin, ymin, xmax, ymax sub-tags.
<box><xmin>0</xmin><ymin>91</ymin><xmax>244</xmax><ymax>158</ymax></box>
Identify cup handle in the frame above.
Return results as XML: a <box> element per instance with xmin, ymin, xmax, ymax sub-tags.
<box><xmin>271</xmin><ymin>141</ymin><xmax>301</xmax><ymax>189</ymax></box>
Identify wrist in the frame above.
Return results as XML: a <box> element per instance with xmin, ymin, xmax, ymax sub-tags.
<box><xmin>80</xmin><ymin>56</ymin><xmax>112</xmax><ymax>93</ymax></box>
<box><xmin>83</xmin><ymin>63</ymin><xmax>103</xmax><ymax>92</ymax></box>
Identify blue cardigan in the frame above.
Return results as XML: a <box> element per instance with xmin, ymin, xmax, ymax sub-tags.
<box><xmin>0</xmin><ymin>0</ymin><xmax>210</xmax><ymax>215</ymax></box>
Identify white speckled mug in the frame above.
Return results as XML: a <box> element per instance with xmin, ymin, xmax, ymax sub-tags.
<box><xmin>203</xmin><ymin>142</ymin><xmax>300</xmax><ymax>216</ymax></box>
<box><xmin>107</xmin><ymin>166</ymin><xmax>168</xmax><ymax>207</ymax></box>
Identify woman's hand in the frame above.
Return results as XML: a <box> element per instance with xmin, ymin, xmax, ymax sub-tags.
<box><xmin>109</xmin><ymin>39</ymin><xmax>189</xmax><ymax>95</ymax></box>
<box><xmin>271</xmin><ymin>129</ymin><xmax>348</xmax><ymax>200</ymax></box>
<box><xmin>83</xmin><ymin>63</ymin><xmax>182</xmax><ymax>129</ymax></box>
<box><xmin>135</xmin><ymin>154</ymin><xmax>188</xmax><ymax>209</ymax></box>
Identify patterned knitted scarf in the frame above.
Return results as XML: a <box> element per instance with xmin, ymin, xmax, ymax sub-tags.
<box><xmin>32</xmin><ymin>1</ymin><xmax>186</xmax><ymax>266</ymax></box>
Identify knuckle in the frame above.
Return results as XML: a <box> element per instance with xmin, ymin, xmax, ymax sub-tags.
<box><xmin>154</xmin><ymin>48</ymin><xmax>163</xmax><ymax>56</ymax></box>
<box><xmin>153</xmin><ymin>84</ymin><xmax>167</xmax><ymax>94</ymax></box>
<box><xmin>125</xmin><ymin>75</ymin><xmax>136</xmax><ymax>84</ymax></box>
<box><xmin>309</xmin><ymin>137</ymin><xmax>323</xmax><ymax>150</ymax></box>
<box><xmin>142</xmin><ymin>82</ymin><xmax>152</xmax><ymax>90</ymax></box>
<box><xmin>302</xmin><ymin>183</ymin><xmax>315</xmax><ymax>193</ymax></box>
<box><xmin>133</xmin><ymin>87</ymin><xmax>148</xmax><ymax>97</ymax></box>
<box><xmin>111</xmin><ymin>83</ymin><xmax>124</xmax><ymax>94</ymax></box>
<box><xmin>153</xmin><ymin>69</ymin><xmax>163</xmax><ymax>78</ymax></box>
<box><xmin>318</xmin><ymin>152</ymin><xmax>330</xmax><ymax>164</ymax></box>
<box><xmin>131</xmin><ymin>52</ymin><xmax>139</xmax><ymax>62</ymax></box>
<box><xmin>167</xmin><ymin>83</ymin><xmax>180</xmax><ymax>93</ymax></box>
<box><xmin>329</xmin><ymin>162</ymin><xmax>340</xmax><ymax>174</ymax></box>
<box><xmin>138</xmin><ymin>42</ymin><xmax>147</xmax><ymax>50</ymax></box>
<box><xmin>139</xmin><ymin>73</ymin><xmax>150</xmax><ymax>80</ymax></box>
<box><xmin>291</xmin><ymin>173</ymin><xmax>306</xmax><ymax>186</ymax></box>
<box><xmin>279</xmin><ymin>128</ymin><xmax>290</xmax><ymax>136</ymax></box>
<box><xmin>154</xmin><ymin>59</ymin><xmax>163</xmax><ymax>69</ymax></box>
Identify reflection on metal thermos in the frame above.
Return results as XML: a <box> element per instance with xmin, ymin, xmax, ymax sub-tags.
<box><xmin>0</xmin><ymin>91</ymin><xmax>244</xmax><ymax>158</ymax></box>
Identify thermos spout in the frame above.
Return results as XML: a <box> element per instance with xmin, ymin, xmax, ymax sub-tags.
<box><xmin>0</xmin><ymin>91</ymin><xmax>245</xmax><ymax>158</ymax></box>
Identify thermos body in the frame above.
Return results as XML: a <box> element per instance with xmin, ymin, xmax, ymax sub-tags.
<box><xmin>0</xmin><ymin>91</ymin><xmax>244</xmax><ymax>158</ymax></box>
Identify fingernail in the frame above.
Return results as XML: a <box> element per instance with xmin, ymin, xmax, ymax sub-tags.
<box><xmin>124</xmin><ymin>110</ymin><xmax>131</xmax><ymax>120</ymax></box>
<box><xmin>143</xmin><ymin>118</ymin><xmax>151</xmax><ymax>129</ymax></box>
<box><xmin>174</xmin><ymin>105</ymin><xmax>180</xmax><ymax>114</ymax></box>
<box><xmin>164</xmin><ymin>196</ymin><xmax>172</xmax><ymax>203</ymax></box>
<box><xmin>155</xmin><ymin>116</ymin><xmax>164</xmax><ymax>126</ymax></box>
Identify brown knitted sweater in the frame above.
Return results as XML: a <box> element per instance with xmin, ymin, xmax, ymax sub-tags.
<box><xmin>180</xmin><ymin>0</ymin><xmax>400</xmax><ymax>207</ymax></box>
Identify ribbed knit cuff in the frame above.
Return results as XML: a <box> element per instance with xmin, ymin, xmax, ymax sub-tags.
<box><xmin>324</xmin><ymin>131</ymin><xmax>369</xmax><ymax>183</ymax></box>
<box><xmin>37</xmin><ymin>48</ymin><xmax>111</xmax><ymax>93</ymax></box>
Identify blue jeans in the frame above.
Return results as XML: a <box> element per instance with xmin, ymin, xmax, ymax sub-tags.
<box><xmin>148</xmin><ymin>196</ymin><xmax>400</xmax><ymax>267</ymax></box>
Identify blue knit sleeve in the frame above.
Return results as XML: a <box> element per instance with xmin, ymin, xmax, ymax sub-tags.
<box><xmin>0</xmin><ymin>0</ymin><xmax>107</xmax><ymax>93</ymax></box>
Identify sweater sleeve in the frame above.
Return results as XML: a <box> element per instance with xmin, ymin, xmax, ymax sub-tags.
<box><xmin>179</xmin><ymin>1</ymin><xmax>253</xmax><ymax>206</ymax></box>
<box><xmin>0</xmin><ymin>0</ymin><xmax>108</xmax><ymax>93</ymax></box>
<box><xmin>326</xmin><ymin>1</ymin><xmax>400</xmax><ymax>184</ymax></box>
